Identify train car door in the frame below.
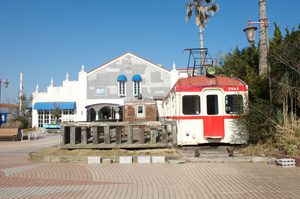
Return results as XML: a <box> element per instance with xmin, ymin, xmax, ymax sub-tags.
<box><xmin>203</xmin><ymin>89</ymin><xmax>224</xmax><ymax>139</ymax></box>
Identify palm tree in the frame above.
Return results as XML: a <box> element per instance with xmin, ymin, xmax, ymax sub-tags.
<box><xmin>186</xmin><ymin>0</ymin><xmax>219</xmax><ymax>74</ymax></box>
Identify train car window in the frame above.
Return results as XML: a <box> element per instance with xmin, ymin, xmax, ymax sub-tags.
<box><xmin>182</xmin><ymin>95</ymin><xmax>200</xmax><ymax>115</ymax></box>
<box><xmin>207</xmin><ymin>95</ymin><xmax>218</xmax><ymax>115</ymax></box>
<box><xmin>225</xmin><ymin>95</ymin><xmax>243</xmax><ymax>114</ymax></box>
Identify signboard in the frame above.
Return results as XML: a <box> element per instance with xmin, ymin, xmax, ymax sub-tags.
<box><xmin>0</xmin><ymin>113</ymin><xmax>6</xmax><ymax>125</ymax></box>
<box><xmin>94</xmin><ymin>87</ymin><xmax>107</xmax><ymax>96</ymax></box>
<box><xmin>43</xmin><ymin>124</ymin><xmax>61</xmax><ymax>129</ymax></box>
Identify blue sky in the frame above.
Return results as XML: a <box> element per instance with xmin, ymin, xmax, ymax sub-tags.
<box><xmin>0</xmin><ymin>0</ymin><xmax>299</xmax><ymax>104</ymax></box>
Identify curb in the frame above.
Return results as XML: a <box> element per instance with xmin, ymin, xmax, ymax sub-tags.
<box><xmin>183</xmin><ymin>156</ymin><xmax>271</xmax><ymax>163</ymax></box>
<box><xmin>28</xmin><ymin>152</ymin><xmax>273</xmax><ymax>164</ymax></box>
<box><xmin>28</xmin><ymin>152</ymin><xmax>181</xmax><ymax>163</ymax></box>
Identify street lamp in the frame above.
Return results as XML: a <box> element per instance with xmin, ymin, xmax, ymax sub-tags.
<box><xmin>243</xmin><ymin>18</ymin><xmax>272</xmax><ymax>113</ymax></box>
<box><xmin>0</xmin><ymin>79</ymin><xmax>9</xmax><ymax>113</ymax></box>
<box><xmin>243</xmin><ymin>20</ymin><xmax>258</xmax><ymax>45</ymax></box>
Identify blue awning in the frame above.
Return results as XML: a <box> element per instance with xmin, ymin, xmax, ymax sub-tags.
<box><xmin>33</xmin><ymin>102</ymin><xmax>76</xmax><ymax>110</ymax></box>
<box><xmin>117</xmin><ymin>75</ymin><xmax>127</xmax><ymax>81</ymax></box>
<box><xmin>132</xmin><ymin>74</ymin><xmax>142</xmax><ymax>81</ymax></box>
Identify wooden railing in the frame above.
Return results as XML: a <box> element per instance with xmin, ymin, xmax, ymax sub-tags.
<box><xmin>59</xmin><ymin>121</ymin><xmax>177</xmax><ymax>149</ymax></box>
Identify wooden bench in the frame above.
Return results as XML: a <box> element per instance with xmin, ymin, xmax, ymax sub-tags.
<box><xmin>21</xmin><ymin>128</ymin><xmax>42</xmax><ymax>141</ymax></box>
<box><xmin>0</xmin><ymin>128</ymin><xmax>21</xmax><ymax>141</ymax></box>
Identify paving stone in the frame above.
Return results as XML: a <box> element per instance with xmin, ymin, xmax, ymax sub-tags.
<box><xmin>88</xmin><ymin>156</ymin><xmax>101</xmax><ymax>164</ymax></box>
<box><xmin>268</xmin><ymin>158</ymin><xmax>277</xmax><ymax>165</ymax></box>
<box><xmin>102</xmin><ymin>159</ymin><xmax>112</xmax><ymax>164</ymax></box>
<box><xmin>152</xmin><ymin>156</ymin><xmax>165</xmax><ymax>163</ymax></box>
<box><xmin>138</xmin><ymin>156</ymin><xmax>151</xmax><ymax>163</ymax></box>
<box><xmin>169</xmin><ymin>159</ymin><xmax>185</xmax><ymax>164</ymax></box>
<box><xmin>119</xmin><ymin>156</ymin><xmax>132</xmax><ymax>163</ymax></box>
<box><xmin>252</xmin><ymin>156</ymin><xmax>270</xmax><ymax>162</ymax></box>
<box><xmin>1</xmin><ymin>134</ymin><xmax>300</xmax><ymax>199</ymax></box>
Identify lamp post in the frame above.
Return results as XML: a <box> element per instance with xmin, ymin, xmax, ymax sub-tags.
<box><xmin>243</xmin><ymin>18</ymin><xmax>272</xmax><ymax>113</ymax></box>
<box><xmin>0</xmin><ymin>79</ymin><xmax>9</xmax><ymax>113</ymax></box>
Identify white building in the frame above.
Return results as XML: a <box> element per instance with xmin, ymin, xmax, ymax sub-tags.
<box><xmin>0</xmin><ymin>103</ymin><xmax>19</xmax><ymax>124</ymax></box>
<box><xmin>32</xmin><ymin>52</ymin><xmax>188</xmax><ymax>127</ymax></box>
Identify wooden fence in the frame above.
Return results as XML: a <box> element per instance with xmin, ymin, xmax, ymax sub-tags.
<box><xmin>59</xmin><ymin>121</ymin><xmax>177</xmax><ymax>149</ymax></box>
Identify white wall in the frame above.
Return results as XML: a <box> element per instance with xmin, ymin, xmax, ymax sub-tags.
<box><xmin>32</xmin><ymin>67</ymin><xmax>87</xmax><ymax>127</ymax></box>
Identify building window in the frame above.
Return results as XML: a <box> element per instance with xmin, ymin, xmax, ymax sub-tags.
<box><xmin>136</xmin><ymin>105</ymin><xmax>145</xmax><ymax>118</ymax></box>
<box><xmin>44</xmin><ymin>110</ymin><xmax>50</xmax><ymax>124</ymax></box>
<box><xmin>132</xmin><ymin>74</ymin><xmax>142</xmax><ymax>96</ymax></box>
<box><xmin>182</xmin><ymin>95</ymin><xmax>200</xmax><ymax>115</ymax></box>
<box><xmin>38</xmin><ymin>110</ymin><xmax>43</xmax><ymax>127</ymax></box>
<box><xmin>133</xmin><ymin>81</ymin><xmax>141</xmax><ymax>96</ymax></box>
<box><xmin>118</xmin><ymin>81</ymin><xmax>126</xmax><ymax>96</ymax></box>
<box><xmin>69</xmin><ymin>109</ymin><xmax>74</xmax><ymax>115</ymax></box>
<box><xmin>37</xmin><ymin>109</ymin><xmax>75</xmax><ymax>126</ymax></box>
<box><xmin>117</xmin><ymin>75</ymin><xmax>127</xmax><ymax>96</ymax></box>
<box><xmin>61</xmin><ymin>109</ymin><xmax>75</xmax><ymax>123</ymax></box>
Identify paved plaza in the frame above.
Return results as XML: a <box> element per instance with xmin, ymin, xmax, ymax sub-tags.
<box><xmin>0</xmin><ymin>134</ymin><xmax>300</xmax><ymax>199</ymax></box>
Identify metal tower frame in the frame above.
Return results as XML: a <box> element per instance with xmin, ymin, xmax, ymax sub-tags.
<box><xmin>182</xmin><ymin>48</ymin><xmax>214</xmax><ymax>76</ymax></box>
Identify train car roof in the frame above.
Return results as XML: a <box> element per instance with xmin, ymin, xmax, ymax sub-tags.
<box><xmin>163</xmin><ymin>75</ymin><xmax>248</xmax><ymax>102</ymax></box>
<box><xmin>175</xmin><ymin>75</ymin><xmax>247</xmax><ymax>87</ymax></box>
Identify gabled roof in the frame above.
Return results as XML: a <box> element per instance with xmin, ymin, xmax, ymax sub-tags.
<box><xmin>87</xmin><ymin>52</ymin><xmax>170</xmax><ymax>74</ymax></box>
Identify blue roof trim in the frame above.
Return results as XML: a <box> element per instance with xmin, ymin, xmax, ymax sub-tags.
<box><xmin>132</xmin><ymin>74</ymin><xmax>142</xmax><ymax>81</ymax></box>
<box><xmin>117</xmin><ymin>75</ymin><xmax>127</xmax><ymax>81</ymax></box>
<box><xmin>33</xmin><ymin>102</ymin><xmax>76</xmax><ymax>110</ymax></box>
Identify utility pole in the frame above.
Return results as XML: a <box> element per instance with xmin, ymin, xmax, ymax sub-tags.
<box><xmin>19</xmin><ymin>72</ymin><xmax>23</xmax><ymax>116</ymax></box>
<box><xmin>259</xmin><ymin>0</ymin><xmax>268</xmax><ymax>76</ymax></box>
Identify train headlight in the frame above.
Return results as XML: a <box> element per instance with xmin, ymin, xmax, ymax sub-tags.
<box><xmin>206</xmin><ymin>66</ymin><xmax>216</xmax><ymax>77</ymax></box>
<box><xmin>185</xmin><ymin>131</ymin><xmax>190</xmax><ymax>136</ymax></box>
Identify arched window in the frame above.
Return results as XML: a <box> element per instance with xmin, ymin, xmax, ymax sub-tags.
<box><xmin>117</xmin><ymin>75</ymin><xmax>127</xmax><ymax>96</ymax></box>
<box><xmin>132</xmin><ymin>74</ymin><xmax>142</xmax><ymax>96</ymax></box>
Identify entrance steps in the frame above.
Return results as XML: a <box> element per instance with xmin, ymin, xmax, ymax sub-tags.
<box><xmin>179</xmin><ymin>146</ymin><xmax>244</xmax><ymax>158</ymax></box>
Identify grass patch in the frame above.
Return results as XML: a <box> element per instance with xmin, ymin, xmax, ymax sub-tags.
<box><xmin>237</xmin><ymin>143</ymin><xmax>279</xmax><ymax>157</ymax></box>
<box><xmin>33</xmin><ymin>146</ymin><xmax>177</xmax><ymax>157</ymax></box>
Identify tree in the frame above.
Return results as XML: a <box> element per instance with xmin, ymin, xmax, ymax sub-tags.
<box><xmin>216</xmin><ymin>45</ymin><xmax>268</xmax><ymax>102</ymax></box>
<box><xmin>186</xmin><ymin>0</ymin><xmax>219</xmax><ymax>74</ymax></box>
<box><xmin>216</xmin><ymin>23</ymin><xmax>300</xmax><ymax>155</ymax></box>
<box><xmin>51</xmin><ymin>107</ymin><xmax>60</xmax><ymax>124</ymax></box>
<box><xmin>12</xmin><ymin>94</ymin><xmax>32</xmax><ymax>116</ymax></box>
<box><xmin>269</xmin><ymin>23</ymin><xmax>300</xmax><ymax>126</ymax></box>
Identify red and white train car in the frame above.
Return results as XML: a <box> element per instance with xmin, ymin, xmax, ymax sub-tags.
<box><xmin>162</xmin><ymin>75</ymin><xmax>248</xmax><ymax>145</ymax></box>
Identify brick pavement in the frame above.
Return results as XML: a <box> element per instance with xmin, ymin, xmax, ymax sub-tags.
<box><xmin>1</xmin><ymin>134</ymin><xmax>300</xmax><ymax>198</ymax></box>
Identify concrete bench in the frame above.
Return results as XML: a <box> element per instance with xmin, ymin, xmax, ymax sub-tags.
<box><xmin>0</xmin><ymin>128</ymin><xmax>20</xmax><ymax>141</ymax></box>
<box><xmin>21</xmin><ymin>128</ymin><xmax>42</xmax><ymax>141</ymax></box>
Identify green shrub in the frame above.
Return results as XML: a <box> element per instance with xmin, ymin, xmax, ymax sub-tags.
<box><xmin>12</xmin><ymin>116</ymin><xmax>29</xmax><ymax>128</ymax></box>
